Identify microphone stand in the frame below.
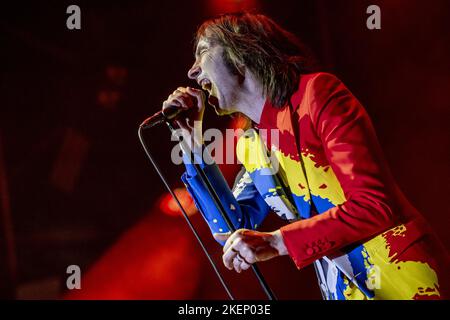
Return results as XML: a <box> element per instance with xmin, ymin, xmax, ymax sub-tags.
<box><xmin>138</xmin><ymin>120</ymin><xmax>277</xmax><ymax>300</ymax></box>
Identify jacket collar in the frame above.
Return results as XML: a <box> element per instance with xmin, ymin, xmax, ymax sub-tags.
<box><xmin>256</xmin><ymin>74</ymin><xmax>308</xmax><ymax>130</ymax></box>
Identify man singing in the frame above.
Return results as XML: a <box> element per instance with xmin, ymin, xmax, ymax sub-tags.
<box><xmin>161</xmin><ymin>12</ymin><xmax>449</xmax><ymax>300</ymax></box>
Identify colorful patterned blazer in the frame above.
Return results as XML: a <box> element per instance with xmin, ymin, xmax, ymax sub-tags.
<box><xmin>181</xmin><ymin>72</ymin><xmax>449</xmax><ymax>300</ymax></box>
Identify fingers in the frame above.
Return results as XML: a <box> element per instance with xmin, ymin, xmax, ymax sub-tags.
<box><xmin>223</xmin><ymin>229</ymin><xmax>245</xmax><ymax>253</ymax></box>
<box><xmin>213</xmin><ymin>232</ymin><xmax>231</xmax><ymax>242</ymax></box>
<box><xmin>166</xmin><ymin>87</ymin><xmax>204</xmax><ymax>111</ymax></box>
<box><xmin>164</xmin><ymin>89</ymin><xmax>193</xmax><ymax>111</ymax></box>
<box><xmin>232</xmin><ymin>253</ymin><xmax>251</xmax><ymax>273</ymax></box>
<box><xmin>162</xmin><ymin>86</ymin><xmax>205</xmax><ymax>131</ymax></box>
<box><xmin>186</xmin><ymin>87</ymin><xmax>206</xmax><ymax>111</ymax></box>
<box><xmin>233</xmin><ymin>254</ymin><xmax>242</xmax><ymax>273</ymax></box>
<box><xmin>224</xmin><ymin>247</ymin><xmax>253</xmax><ymax>273</ymax></box>
<box><xmin>222</xmin><ymin>238</ymin><xmax>241</xmax><ymax>270</ymax></box>
<box><xmin>220</xmin><ymin>229</ymin><xmax>281</xmax><ymax>273</ymax></box>
<box><xmin>222</xmin><ymin>230</ymin><xmax>259</xmax><ymax>272</ymax></box>
<box><xmin>237</xmin><ymin>245</ymin><xmax>257</xmax><ymax>265</ymax></box>
<box><xmin>239</xmin><ymin>258</ymin><xmax>252</xmax><ymax>271</ymax></box>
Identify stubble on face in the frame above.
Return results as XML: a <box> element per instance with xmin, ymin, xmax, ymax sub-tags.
<box><xmin>213</xmin><ymin>49</ymin><xmax>243</xmax><ymax>114</ymax></box>
<box><xmin>195</xmin><ymin>33</ymin><xmax>243</xmax><ymax>116</ymax></box>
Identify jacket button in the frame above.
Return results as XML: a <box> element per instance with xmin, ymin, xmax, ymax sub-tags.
<box><xmin>322</xmin><ymin>242</ymin><xmax>331</xmax><ymax>250</ymax></box>
<box><xmin>306</xmin><ymin>248</ymin><xmax>314</xmax><ymax>256</ymax></box>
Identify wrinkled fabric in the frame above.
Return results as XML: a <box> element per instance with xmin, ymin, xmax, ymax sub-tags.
<box><xmin>182</xmin><ymin>73</ymin><xmax>449</xmax><ymax>299</ymax></box>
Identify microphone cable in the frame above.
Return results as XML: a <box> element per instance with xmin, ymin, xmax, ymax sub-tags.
<box><xmin>163</xmin><ymin>122</ymin><xmax>277</xmax><ymax>301</ymax></box>
<box><xmin>138</xmin><ymin>119</ymin><xmax>277</xmax><ymax>300</ymax></box>
<box><xmin>138</xmin><ymin>125</ymin><xmax>234</xmax><ymax>300</ymax></box>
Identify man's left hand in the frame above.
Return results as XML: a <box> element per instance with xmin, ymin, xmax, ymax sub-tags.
<box><xmin>214</xmin><ymin>229</ymin><xmax>288</xmax><ymax>273</ymax></box>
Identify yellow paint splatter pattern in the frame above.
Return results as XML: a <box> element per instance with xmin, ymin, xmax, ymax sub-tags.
<box><xmin>273</xmin><ymin>149</ymin><xmax>346</xmax><ymax>206</ymax></box>
<box><xmin>342</xmin><ymin>225</ymin><xmax>440</xmax><ymax>300</ymax></box>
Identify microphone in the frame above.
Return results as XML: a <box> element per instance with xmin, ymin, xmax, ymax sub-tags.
<box><xmin>140</xmin><ymin>105</ymin><xmax>184</xmax><ymax>129</ymax></box>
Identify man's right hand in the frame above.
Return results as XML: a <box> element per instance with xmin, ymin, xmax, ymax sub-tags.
<box><xmin>162</xmin><ymin>87</ymin><xmax>206</xmax><ymax>139</ymax></box>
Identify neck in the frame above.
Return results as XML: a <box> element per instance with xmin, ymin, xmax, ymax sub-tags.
<box><xmin>236</xmin><ymin>71</ymin><xmax>266</xmax><ymax>124</ymax></box>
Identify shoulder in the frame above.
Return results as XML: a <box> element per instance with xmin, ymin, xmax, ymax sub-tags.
<box><xmin>291</xmin><ymin>72</ymin><xmax>347</xmax><ymax>111</ymax></box>
<box><xmin>301</xmin><ymin>72</ymin><xmax>345</xmax><ymax>96</ymax></box>
<box><xmin>293</xmin><ymin>72</ymin><xmax>366</xmax><ymax>130</ymax></box>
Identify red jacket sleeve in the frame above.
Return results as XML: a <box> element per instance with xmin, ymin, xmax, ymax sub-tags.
<box><xmin>280</xmin><ymin>73</ymin><xmax>399</xmax><ymax>269</ymax></box>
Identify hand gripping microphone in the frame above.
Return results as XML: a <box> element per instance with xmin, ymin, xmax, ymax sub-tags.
<box><xmin>139</xmin><ymin>105</ymin><xmax>184</xmax><ymax>129</ymax></box>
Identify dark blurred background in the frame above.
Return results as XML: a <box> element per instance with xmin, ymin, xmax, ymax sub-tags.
<box><xmin>0</xmin><ymin>0</ymin><xmax>449</xmax><ymax>299</ymax></box>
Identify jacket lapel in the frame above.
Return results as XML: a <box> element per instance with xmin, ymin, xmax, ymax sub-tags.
<box><xmin>257</xmin><ymin>100</ymin><xmax>312</xmax><ymax>219</ymax></box>
<box><xmin>236</xmin><ymin>128</ymin><xmax>299</xmax><ymax>221</ymax></box>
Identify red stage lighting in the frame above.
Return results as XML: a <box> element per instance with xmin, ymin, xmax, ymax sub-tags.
<box><xmin>207</xmin><ymin>0</ymin><xmax>260</xmax><ymax>15</ymax></box>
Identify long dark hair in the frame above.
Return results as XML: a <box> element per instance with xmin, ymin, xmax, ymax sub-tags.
<box><xmin>195</xmin><ymin>12</ymin><xmax>317</xmax><ymax>107</ymax></box>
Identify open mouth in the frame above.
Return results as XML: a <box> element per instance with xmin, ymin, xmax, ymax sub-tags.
<box><xmin>200</xmin><ymin>79</ymin><xmax>212</xmax><ymax>94</ymax></box>
<box><xmin>200</xmin><ymin>79</ymin><xmax>219</xmax><ymax>109</ymax></box>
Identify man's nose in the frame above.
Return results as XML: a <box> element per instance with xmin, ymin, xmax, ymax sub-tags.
<box><xmin>187</xmin><ymin>62</ymin><xmax>201</xmax><ymax>80</ymax></box>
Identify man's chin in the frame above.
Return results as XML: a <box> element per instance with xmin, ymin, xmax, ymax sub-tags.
<box><xmin>207</xmin><ymin>95</ymin><xmax>224</xmax><ymax>115</ymax></box>
<box><xmin>215</xmin><ymin>108</ymin><xmax>227</xmax><ymax>116</ymax></box>
<box><xmin>210</xmin><ymin>105</ymin><xmax>224</xmax><ymax>116</ymax></box>
<box><xmin>210</xmin><ymin>103</ymin><xmax>230</xmax><ymax>116</ymax></box>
